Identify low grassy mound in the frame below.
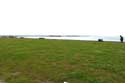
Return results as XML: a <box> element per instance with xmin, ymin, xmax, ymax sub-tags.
<box><xmin>0</xmin><ymin>38</ymin><xmax>124</xmax><ymax>83</ymax></box>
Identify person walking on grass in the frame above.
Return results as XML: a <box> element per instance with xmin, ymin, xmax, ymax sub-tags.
<box><xmin>120</xmin><ymin>35</ymin><xmax>124</xmax><ymax>43</ymax></box>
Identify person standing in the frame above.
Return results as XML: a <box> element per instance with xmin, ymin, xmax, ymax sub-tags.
<box><xmin>120</xmin><ymin>35</ymin><xmax>124</xmax><ymax>43</ymax></box>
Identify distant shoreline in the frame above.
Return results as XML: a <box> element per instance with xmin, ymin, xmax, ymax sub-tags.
<box><xmin>0</xmin><ymin>35</ymin><xmax>121</xmax><ymax>42</ymax></box>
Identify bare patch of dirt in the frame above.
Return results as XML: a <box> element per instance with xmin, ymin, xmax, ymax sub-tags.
<box><xmin>34</xmin><ymin>79</ymin><xmax>55</xmax><ymax>83</ymax></box>
<box><xmin>0</xmin><ymin>80</ymin><xmax>5</xmax><ymax>83</ymax></box>
<box><xmin>41</xmin><ymin>81</ymin><xmax>54</xmax><ymax>83</ymax></box>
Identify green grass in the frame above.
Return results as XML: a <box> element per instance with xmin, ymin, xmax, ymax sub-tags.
<box><xmin>0</xmin><ymin>38</ymin><xmax>125</xmax><ymax>83</ymax></box>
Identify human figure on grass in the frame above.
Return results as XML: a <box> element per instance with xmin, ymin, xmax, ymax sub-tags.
<box><xmin>120</xmin><ymin>35</ymin><xmax>124</xmax><ymax>43</ymax></box>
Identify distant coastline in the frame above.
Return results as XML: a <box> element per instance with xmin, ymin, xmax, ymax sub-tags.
<box><xmin>0</xmin><ymin>35</ymin><xmax>121</xmax><ymax>42</ymax></box>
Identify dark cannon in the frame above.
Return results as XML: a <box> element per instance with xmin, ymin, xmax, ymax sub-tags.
<box><xmin>98</xmin><ymin>39</ymin><xmax>103</xmax><ymax>42</ymax></box>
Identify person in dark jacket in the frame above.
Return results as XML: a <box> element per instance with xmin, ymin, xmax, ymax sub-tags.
<box><xmin>120</xmin><ymin>35</ymin><xmax>124</xmax><ymax>43</ymax></box>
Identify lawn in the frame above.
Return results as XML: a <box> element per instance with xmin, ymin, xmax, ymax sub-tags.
<box><xmin>0</xmin><ymin>38</ymin><xmax>124</xmax><ymax>83</ymax></box>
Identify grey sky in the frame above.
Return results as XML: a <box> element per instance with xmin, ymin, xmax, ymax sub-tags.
<box><xmin>0</xmin><ymin>0</ymin><xmax>125</xmax><ymax>36</ymax></box>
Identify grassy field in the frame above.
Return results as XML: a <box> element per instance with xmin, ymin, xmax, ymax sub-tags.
<box><xmin>0</xmin><ymin>38</ymin><xmax>125</xmax><ymax>83</ymax></box>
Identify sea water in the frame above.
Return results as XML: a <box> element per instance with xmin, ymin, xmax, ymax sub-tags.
<box><xmin>20</xmin><ymin>35</ymin><xmax>121</xmax><ymax>42</ymax></box>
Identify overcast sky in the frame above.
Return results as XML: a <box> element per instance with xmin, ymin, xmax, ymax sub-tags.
<box><xmin>0</xmin><ymin>0</ymin><xmax>125</xmax><ymax>36</ymax></box>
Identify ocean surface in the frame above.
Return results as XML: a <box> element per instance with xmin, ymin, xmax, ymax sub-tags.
<box><xmin>16</xmin><ymin>35</ymin><xmax>121</xmax><ymax>42</ymax></box>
